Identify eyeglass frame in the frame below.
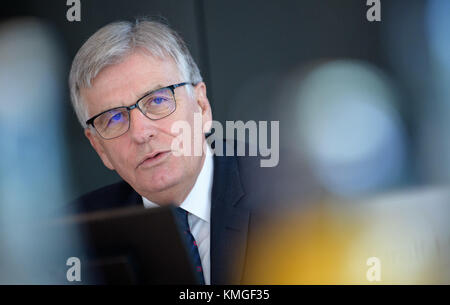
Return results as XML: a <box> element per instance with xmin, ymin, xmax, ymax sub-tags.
<box><xmin>85</xmin><ymin>82</ymin><xmax>195</xmax><ymax>139</ymax></box>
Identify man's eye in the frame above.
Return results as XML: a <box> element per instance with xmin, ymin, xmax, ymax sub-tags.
<box><xmin>108</xmin><ymin>113</ymin><xmax>123</xmax><ymax>125</ymax></box>
<box><xmin>151</xmin><ymin>97</ymin><xmax>167</xmax><ymax>105</ymax></box>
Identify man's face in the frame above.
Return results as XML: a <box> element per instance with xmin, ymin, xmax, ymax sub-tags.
<box><xmin>81</xmin><ymin>50</ymin><xmax>212</xmax><ymax>204</ymax></box>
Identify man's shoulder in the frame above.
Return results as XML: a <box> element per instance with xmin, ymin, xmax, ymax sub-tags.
<box><xmin>67</xmin><ymin>180</ymin><xmax>142</xmax><ymax>214</ymax></box>
<box><xmin>215</xmin><ymin>139</ymin><xmax>314</xmax><ymax>211</ymax></box>
<box><xmin>211</xmin><ymin>140</ymin><xmax>276</xmax><ymax>208</ymax></box>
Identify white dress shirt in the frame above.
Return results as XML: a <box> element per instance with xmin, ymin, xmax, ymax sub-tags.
<box><xmin>142</xmin><ymin>146</ymin><xmax>214</xmax><ymax>285</ymax></box>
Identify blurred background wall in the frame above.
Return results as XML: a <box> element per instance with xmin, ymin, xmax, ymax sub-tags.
<box><xmin>1</xmin><ymin>0</ymin><xmax>449</xmax><ymax>284</ymax></box>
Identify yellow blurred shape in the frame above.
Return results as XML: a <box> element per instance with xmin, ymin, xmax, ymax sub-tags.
<box><xmin>241</xmin><ymin>194</ymin><xmax>450</xmax><ymax>284</ymax></box>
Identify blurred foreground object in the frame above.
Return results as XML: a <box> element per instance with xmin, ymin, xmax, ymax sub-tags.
<box><xmin>0</xmin><ymin>18</ymin><xmax>78</xmax><ymax>283</ymax></box>
<box><xmin>242</xmin><ymin>187</ymin><xmax>450</xmax><ymax>284</ymax></box>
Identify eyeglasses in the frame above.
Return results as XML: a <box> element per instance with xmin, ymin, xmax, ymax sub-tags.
<box><xmin>86</xmin><ymin>82</ymin><xmax>194</xmax><ymax>139</ymax></box>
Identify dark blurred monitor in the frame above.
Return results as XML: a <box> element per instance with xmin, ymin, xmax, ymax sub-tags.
<box><xmin>40</xmin><ymin>205</ymin><xmax>199</xmax><ymax>284</ymax></box>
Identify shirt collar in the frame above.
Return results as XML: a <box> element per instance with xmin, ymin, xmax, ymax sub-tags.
<box><xmin>142</xmin><ymin>145</ymin><xmax>214</xmax><ymax>223</ymax></box>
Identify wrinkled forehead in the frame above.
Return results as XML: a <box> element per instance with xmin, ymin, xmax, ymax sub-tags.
<box><xmin>89</xmin><ymin>49</ymin><xmax>183</xmax><ymax>91</ymax></box>
<box><xmin>81</xmin><ymin>50</ymin><xmax>183</xmax><ymax>116</ymax></box>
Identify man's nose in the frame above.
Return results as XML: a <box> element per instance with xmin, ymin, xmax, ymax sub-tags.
<box><xmin>128</xmin><ymin>108</ymin><xmax>158</xmax><ymax>144</ymax></box>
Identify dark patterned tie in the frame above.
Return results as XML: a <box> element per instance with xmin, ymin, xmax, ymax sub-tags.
<box><xmin>173</xmin><ymin>207</ymin><xmax>205</xmax><ymax>285</ymax></box>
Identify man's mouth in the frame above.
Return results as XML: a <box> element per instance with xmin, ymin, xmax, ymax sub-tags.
<box><xmin>137</xmin><ymin>151</ymin><xmax>170</xmax><ymax>168</ymax></box>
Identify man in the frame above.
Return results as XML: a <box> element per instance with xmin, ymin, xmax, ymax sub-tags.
<box><xmin>68</xmin><ymin>19</ymin><xmax>265</xmax><ymax>285</ymax></box>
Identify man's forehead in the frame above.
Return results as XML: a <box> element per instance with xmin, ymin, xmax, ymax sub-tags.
<box><xmin>81</xmin><ymin>51</ymin><xmax>182</xmax><ymax>113</ymax></box>
<box><xmin>91</xmin><ymin>51</ymin><xmax>180</xmax><ymax>88</ymax></box>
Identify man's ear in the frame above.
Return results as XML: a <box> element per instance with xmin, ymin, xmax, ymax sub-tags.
<box><xmin>194</xmin><ymin>82</ymin><xmax>212</xmax><ymax>133</ymax></box>
<box><xmin>84</xmin><ymin>128</ymin><xmax>115</xmax><ymax>170</ymax></box>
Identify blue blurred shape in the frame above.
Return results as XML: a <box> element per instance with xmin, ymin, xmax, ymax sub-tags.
<box><xmin>294</xmin><ymin>60</ymin><xmax>407</xmax><ymax>197</ymax></box>
<box><xmin>0</xmin><ymin>18</ymin><xmax>73</xmax><ymax>283</ymax></box>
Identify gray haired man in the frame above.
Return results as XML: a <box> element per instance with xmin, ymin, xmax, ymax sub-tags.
<box><xmin>69</xmin><ymin>19</ymin><xmax>264</xmax><ymax>285</ymax></box>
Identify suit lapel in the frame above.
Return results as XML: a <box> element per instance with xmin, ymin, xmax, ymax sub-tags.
<box><xmin>124</xmin><ymin>184</ymin><xmax>143</xmax><ymax>207</ymax></box>
<box><xmin>210</xmin><ymin>147</ymin><xmax>250</xmax><ymax>284</ymax></box>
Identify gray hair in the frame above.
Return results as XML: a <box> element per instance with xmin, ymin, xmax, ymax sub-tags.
<box><xmin>69</xmin><ymin>19</ymin><xmax>203</xmax><ymax>128</ymax></box>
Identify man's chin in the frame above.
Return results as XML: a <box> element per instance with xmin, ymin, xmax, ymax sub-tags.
<box><xmin>142</xmin><ymin>179</ymin><xmax>176</xmax><ymax>192</ymax></box>
<box><xmin>136</xmin><ymin>175</ymin><xmax>181</xmax><ymax>198</ymax></box>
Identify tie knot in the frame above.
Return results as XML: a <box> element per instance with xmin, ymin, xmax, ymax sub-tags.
<box><xmin>174</xmin><ymin>207</ymin><xmax>189</xmax><ymax>231</ymax></box>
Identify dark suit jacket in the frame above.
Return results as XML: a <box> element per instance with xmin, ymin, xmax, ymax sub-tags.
<box><xmin>69</xmin><ymin>140</ymin><xmax>272</xmax><ymax>284</ymax></box>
